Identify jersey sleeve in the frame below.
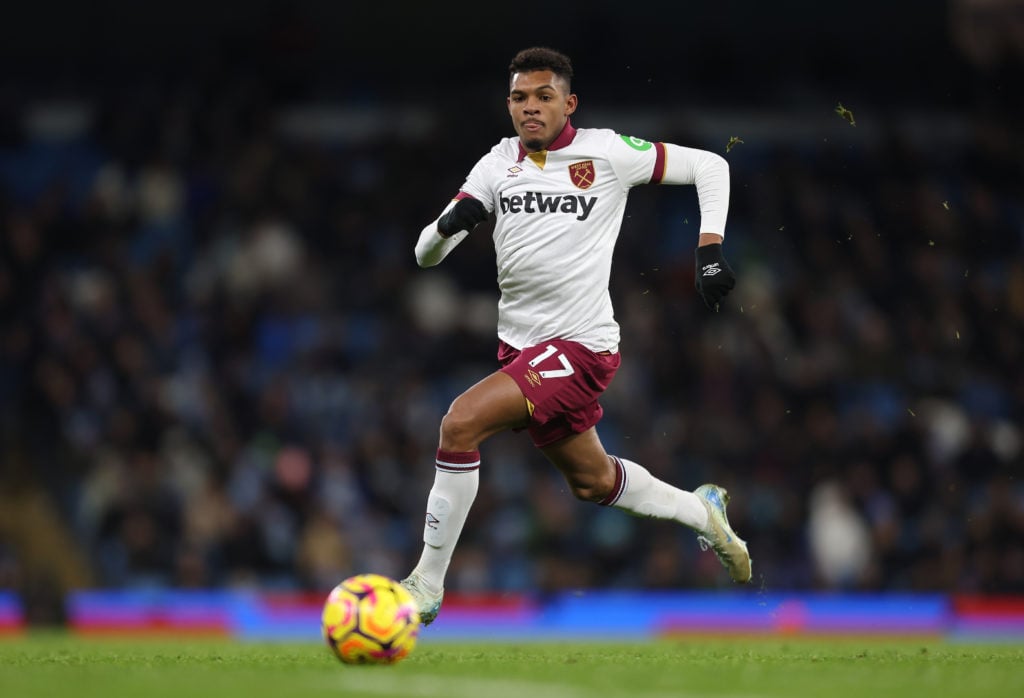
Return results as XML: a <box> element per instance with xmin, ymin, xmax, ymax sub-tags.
<box><xmin>414</xmin><ymin>147</ymin><xmax>501</xmax><ymax>267</ymax></box>
<box><xmin>606</xmin><ymin>133</ymin><xmax>669</xmax><ymax>188</ymax></box>
<box><xmin>609</xmin><ymin>132</ymin><xmax>729</xmax><ymax>237</ymax></box>
<box><xmin>452</xmin><ymin>147</ymin><xmax>502</xmax><ymax>212</ymax></box>
<box><xmin>659</xmin><ymin>142</ymin><xmax>730</xmax><ymax>236</ymax></box>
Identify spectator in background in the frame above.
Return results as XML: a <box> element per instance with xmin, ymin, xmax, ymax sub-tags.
<box><xmin>808</xmin><ymin>480</ymin><xmax>875</xmax><ymax>588</ymax></box>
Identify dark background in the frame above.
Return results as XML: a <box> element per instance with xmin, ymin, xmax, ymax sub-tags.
<box><xmin>0</xmin><ymin>1</ymin><xmax>1005</xmax><ymax>104</ymax></box>
<box><xmin>0</xmin><ymin>0</ymin><xmax>1021</xmax><ymax>623</ymax></box>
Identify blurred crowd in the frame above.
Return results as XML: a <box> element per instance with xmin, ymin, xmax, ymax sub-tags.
<box><xmin>0</xmin><ymin>47</ymin><xmax>1022</xmax><ymax>612</ymax></box>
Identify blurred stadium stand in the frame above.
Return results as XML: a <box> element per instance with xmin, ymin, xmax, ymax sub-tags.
<box><xmin>0</xmin><ymin>1</ymin><xmax>1021</xmax><ymax>625</ymax></box>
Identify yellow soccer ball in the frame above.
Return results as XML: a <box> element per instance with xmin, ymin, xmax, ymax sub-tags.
<box><xmin>321</xmin><ymin>573</ymin><xmax>421</xmax><ymax>665</ymax></box>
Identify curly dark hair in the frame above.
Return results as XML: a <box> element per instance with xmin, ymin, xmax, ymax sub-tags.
<box><xmin>508</xmin><ymin>47</ymin><xmax>573</xmax><ymax>89</ymax></box>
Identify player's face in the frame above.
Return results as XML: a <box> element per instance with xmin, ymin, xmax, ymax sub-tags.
<box><xmin>507</xmin><ymin>70</ymin><xmax>577</xmax><ymax>152</ymax></box>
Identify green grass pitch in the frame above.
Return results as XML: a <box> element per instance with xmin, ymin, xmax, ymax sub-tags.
<box><xmin>1</xmin><ymin>635</ymin><xmax>1022</xmax><ymax>698</ymax></box>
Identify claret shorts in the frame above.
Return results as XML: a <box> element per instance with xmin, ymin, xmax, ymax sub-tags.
<box><xmin>498</xmin><ymin>338</ymin><xmax>621</xmax><ymax>448</ymax></box>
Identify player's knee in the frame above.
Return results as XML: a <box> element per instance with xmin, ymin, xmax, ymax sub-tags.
<box><xmin>439</xmin><ymin>406</ymin><xmax>479</xmax><ymax>451</ymax></box>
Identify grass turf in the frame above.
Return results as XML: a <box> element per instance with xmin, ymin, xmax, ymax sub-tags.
<box><xmin>1</xmin><ymin>635</ymin><xmax>1022</xmax><ymax>698</ymax></box>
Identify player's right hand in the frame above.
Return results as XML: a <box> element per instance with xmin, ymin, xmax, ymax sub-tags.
<box><xmin>437</xmin><ymin>198</ymin><xmax>487</xmax><ymax>238</ymax></box>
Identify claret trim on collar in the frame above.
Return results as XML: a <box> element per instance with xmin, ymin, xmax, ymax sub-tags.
<box><xmin>517</xmin><ymin>119</ymin><xmax>577</xmax><ymax>162</ymax></box>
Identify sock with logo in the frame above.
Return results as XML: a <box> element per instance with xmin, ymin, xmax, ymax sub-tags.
<box><xmin>409</xmin><ymin>449</ymin><xmax>481</xmax><ymax>594</ymax></box>
<box><xmin>599</xmin><ymin>456</ymin><xmax>709</xmax><ymax>531</ymax></box>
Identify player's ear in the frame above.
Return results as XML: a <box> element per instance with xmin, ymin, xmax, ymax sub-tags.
<box><xmin>565</xmin><ymin>93</ymin><xmax>578</xmax><ymax>116</ymax></box>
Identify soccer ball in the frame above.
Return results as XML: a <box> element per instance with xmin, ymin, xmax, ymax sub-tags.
<box><xmin>321</xmin><ymin>573</ymin><xmax>421</xmax><ymax>665</ymax></box>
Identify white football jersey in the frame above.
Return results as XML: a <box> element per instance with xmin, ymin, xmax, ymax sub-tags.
<box><xmin>418</xmin><ymin>122</ymin><xmax>728</xmax><ymax>353</ymax></box>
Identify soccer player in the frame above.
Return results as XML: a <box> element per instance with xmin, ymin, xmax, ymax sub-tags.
<box><xmin>402</xmin><ymin>47</ymin><xmax>751</xmax><ymax>625</ymax></box>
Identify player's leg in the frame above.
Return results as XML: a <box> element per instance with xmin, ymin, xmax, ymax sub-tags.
<box><xmin>437</xmin><ymin>370</ymin><xmax>530</xmax><ymax>451</ymax></box>
<box><xmin>540</xmin><ymin>427</ymin><xmax>752</xmax><ymax>583</ymax></box>
<box><xmin>403</xmin><ymin>371</ymin><xmax>530</xmax><ymax>624</ymax></box>
<box><xmin>539</xmin><ymin>427</ymin><xmax>706</xmax><ymax>522</ymax></box>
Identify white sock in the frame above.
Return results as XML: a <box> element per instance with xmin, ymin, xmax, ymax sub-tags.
<box><xmin>603</xmin><ymin>456</ymin><xmax>708</xmax><ymax>531</ymax></box>
<box><xmin>410</xmin><ymin>449</ymin><xmax>480</xmax><ymax>593</ymax></box>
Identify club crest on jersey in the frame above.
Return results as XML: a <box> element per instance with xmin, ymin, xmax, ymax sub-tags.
<box><xmin>568</xmin><ymin>160</ymin><xmax>596</xmax><ymax>190</ymax></box>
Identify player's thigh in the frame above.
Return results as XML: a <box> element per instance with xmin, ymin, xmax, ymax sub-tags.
<box><xmin>445</xmin><ymin>371</ymin><xmax>531</xmax><ymax>440</ymax></box>
<box><xmin>539</xmin><ymin>427</ymin><xmax>614</xmax><ymax>486</ymax></box>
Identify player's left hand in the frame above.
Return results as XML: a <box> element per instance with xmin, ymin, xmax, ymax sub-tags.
<box><xmin>694</xmin><ymin>243</ymin><xmax>736</xmax><ymax>311</ymax></box>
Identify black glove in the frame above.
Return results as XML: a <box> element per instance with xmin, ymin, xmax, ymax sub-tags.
<box><xmin>694</xmin><ymin>243</ymin><xmax>736</xmax><ymax>311</ymax></box>
<box><xmin>437</xmin><ymin>198</ymin><xmax>488</xmax><ymax>238</ymax></box>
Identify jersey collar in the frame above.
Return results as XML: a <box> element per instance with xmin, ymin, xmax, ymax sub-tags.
<box><xmin>517</xmin><ymin>119</ymin><xmax>577</xmax><ymax>162</ymax></box>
